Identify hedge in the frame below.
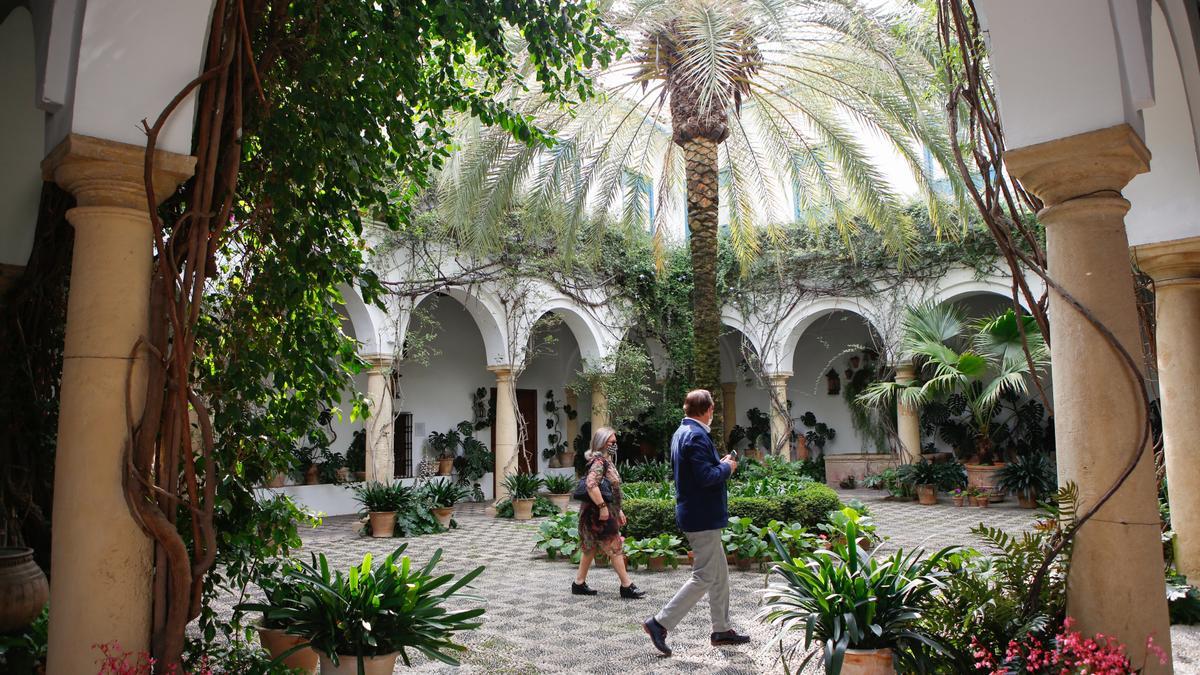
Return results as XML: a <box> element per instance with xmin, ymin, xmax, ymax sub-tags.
<box><xmin>621</xmin><ymin>483</ymin><xmax>842</xmax><ymax>540</ymax></box>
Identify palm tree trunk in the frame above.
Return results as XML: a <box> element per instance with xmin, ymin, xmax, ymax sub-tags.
<box><xmin>683</xmin><ymin>136</ymin><xmax>723</xmax><ymax>442</ymax></box>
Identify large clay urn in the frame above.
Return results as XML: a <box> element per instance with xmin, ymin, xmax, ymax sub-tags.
<box><xmin>0</xmin><ymin>547</ymin><xmax>49</xmax><ymax>633</ymax></box>
<box><xmin>841</xmin><ymin>648</ymin><xmax>896</xmax><ymax>674</ymax></box>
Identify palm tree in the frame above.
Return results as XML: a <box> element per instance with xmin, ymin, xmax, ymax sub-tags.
<box><xmin>437</xmin><ymin>0</ymin><xmax>963</xmax><ymax>440</ymax></box>
<box><xmin>857</xmin><ymin>303</ymin><xmax>1050</xmax><ymax>464</ymax></box>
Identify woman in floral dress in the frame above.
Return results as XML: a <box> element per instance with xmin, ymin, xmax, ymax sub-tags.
<box><xmin>571</xmin><ymin>427</ymin><xmax>645</xmax><ymax>599</ymax></box>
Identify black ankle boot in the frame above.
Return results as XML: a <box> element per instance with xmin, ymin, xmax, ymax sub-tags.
<box><xmin>572</xmin><ymin>581</ymin><xmax>598</xmax><ymax>596</ymax></box>
<box><xmin>620</xmin><ymin>583</ymin><xmax>646</xmax><ymax>599</ymax></box>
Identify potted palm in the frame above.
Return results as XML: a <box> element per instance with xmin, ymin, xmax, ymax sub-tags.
<box><xmin>542</xmin><ymin>474</ymin><xmax>576</xmax><ymax>511</ymax></box>
<box><xmin>235</xmin><ymin>568</ymin><xmax>319</xmax><ymax>674</ymax></box>
<box><xmin>422</xmin><ymin>479</ymin><xmax>469</xmax><ymax>527</ymax></box>
<box><xmin>859</xmin><ymin>305</ymin><xmax>1049</xmax><ymax>501</ymax></box>
<box><xmin>427</xmin><ymin>426</ymin><xmax>463</xmax><ymax>476</ymax></box>
<box><xmin>351</xmin><ymin>481</ymin><xmax>411</xmax><ymax>538</ymax></box>
<box><xmin>501</xmin><ymin>473</ymin><xmax>544</xmax><ymax>520</ymax></box>
<box><xmin>757</xmin><ymin>519</ymin><xmax>955</xmax><ymax>674</ymax></box>
<box><xmin>897</xmin><ymin>461</ymin><xmax>940</xmax><ymax>505</ymax></box>
<box><xmin>996</xmin><ymin>453</ymin><xmax>1056</xmax><ymax>508</ymax></box>
<box><xmin>240</xmin><ymin>546</ymin><xmax>485</xmax><ymax>675</ymax></box>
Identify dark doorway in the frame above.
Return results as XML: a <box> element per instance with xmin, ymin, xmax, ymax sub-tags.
<box><xmin>491</xmin><ymin>388</ymin><xmax>538</xmax><ymax>475</ymax></box>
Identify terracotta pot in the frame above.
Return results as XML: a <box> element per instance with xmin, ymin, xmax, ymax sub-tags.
<box><xmin>0</xmin><ymin>548</ymin><xmax>48</xmax><ymax>633</ymax></box>
<box><xmin>916</xmin><ymin>484</ymin><xmax>938</xmax><ymax>506</ymax></box>
<box><xmin>686</xmin><ymin>551</ymin><xmax>695</xmax><ymax>566</ymax></box>
<box><xmin>726</xmin><ymin>553</ymin><xmax>736</xmax><ymax>565</ymax></box>
<box><xmin>432</xmin><ymin>506</ymin><xmax>455</xmax><ymax>528</ymax></box>
<box><xmin>512</xmin><ymin>498</ymin><xmax>535</xmax><ymax>520</ymax></box>
<box><xmin>318</xmin><ymin>652</ymin><xmax>399</xmax><ymax>675</ymax></box>
<box><xmin>253</xmin><ymin>623</ymin><xmax>318</xmax><ymax>674</ymax></box>
<box><xmin>648</xmin><ymin>556</ymin><xmax>666</xmax><ymax>572</ymax></box>
<box><xmin>335</xmin><ymin>467</ymin><xmax>351</xmax><ymax>484</ymax></box>
<box><xmin>354</xmin><ymin>471</ymin><xmax>367</xmax><ymax>482</ymax></box>
<box><xmin>965</xmin><ymin>463</ymin><xmax>1006</xmax><ymax>501</ymax></box>
<box><xmin>1015</xmin><ymin>489</ymin><xmax>1038</xmax><ymax>508</ymax></box>
<box><xmin>796</xmin><ymin>436</ymin><xmax>810</xmax><ymax>461</ymax></box>
<box><xmin>547</xmin><ymin>494</ymin><xmax>570</xmax><ymax>511</ymax></box>
<box><xmin>841</xmin><ymin>648</ymin><xmax>896</xmax><ymax>674</ymax></box>
<box><xmin>304</xmin><ymin>466</ymin><xmax>320</xmax><ymax>485</ymax></box>
<box><xmin>735</xmin><ymin>556</ymin><xmax>753</xmax><ymax>572</ymax></box>
<box><xmin>267</xmin><ymin>473</ymin><xmax>286</xmax><ymax>488</ymax></box>
<box><xmin>974</xmin><ymin>495</ymin><xmax>990</xmax><ymax>508</ymax></box>
<box><xmin>437</xmin><ymin>457</ymin><xmax>454</xmax><ymax>476</ymax></box>
<box><xmin>368</xmin><ymin>511</ymin><xmax>396</xmax><ymax>538</ymax></box>
<box><xmin>952</xmin><ymin>496</ymin><xmax>965</xmax><ymax>507</ymax></box>
<box><xmin>561</xmin><ymin>451</ymin><xmax>576</xmax><ymax>468</ymax></box>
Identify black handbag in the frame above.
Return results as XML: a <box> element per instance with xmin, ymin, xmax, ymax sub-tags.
<box><xmin>572</xmin><ymin>458</ymin><xmax>615</xmax><ymax>503</ymax></box>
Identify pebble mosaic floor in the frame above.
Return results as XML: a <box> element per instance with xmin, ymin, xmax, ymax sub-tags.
<box><xmin>212</xmin><ymin>489</ymin><xmax>1200</xmax><ymax>673</ymax></box>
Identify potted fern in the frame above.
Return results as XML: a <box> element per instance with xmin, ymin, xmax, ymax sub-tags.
<box><xmin>502</xmin><ymin>473</ymin><xmax>544</xmax><ymax>520</ymax></box>
<box><xmin>542</xmin><ymin>474</ymin><xmax>575</xmax><ymax>511</ymax></box>
<box><xmin>996</xmin><ymin>454</ymin><xmax>1056</xmax><ymax>508</ymax></box>
<box><xmin>422</xmin><ymin>479</ymin><xmax>469</xmax><ymax>527</ymax></box>
<box><xmin>351</xmin><ymin>482</ymin><xmax>411</xmax><ymax>538</ymax></box>
<box><xmin>239</xmin><ymin>546</ymin><xmax>484</xmax><ymax>675</ymax></box>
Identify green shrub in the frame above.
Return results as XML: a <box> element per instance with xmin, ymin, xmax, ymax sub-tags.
<box><xmin>621</xmin><ymin>498</ymin><xmax>679</xmax><ymax>539</ymax></box>
<box><xmin>622</xmin><ymin>484</ymin><xmax>843</xmax><ymax>540</ymax></box>
<box><xmin>729</xmin><ymin>497</ymin><xmax>788</xmax><ymax>524</ymax></box>
<box><xmin>780</xmin><ymin>483</ymin><xmax>842</xmax><ymax>527</ymax></box>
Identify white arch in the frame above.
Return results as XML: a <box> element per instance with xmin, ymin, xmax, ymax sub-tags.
<box><xmin>773</xmin><ymin>297</ymin><xmax>884</xmax><ymax>375</ymax></box>
<box><xmin>524</xmin><ymin>297</ymin><xmax>605</xmax><ymax>365</ymax></box>
<box><xmin>720</xmin><ymin>306</ymin><xmax>766</xmax><ymax>360</ymax></box>
<box><xmin>405</xmin><ymin>286</ymin><xmax>510</xmax><ymax>367</ymax></box>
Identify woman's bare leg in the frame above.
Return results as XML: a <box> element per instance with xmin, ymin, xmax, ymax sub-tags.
<box><xmin>611</xmin><ymin>554</ymin><xmax>633</xmax><ymax>587</ymax></box>
<box><xmin>575</xmin><ymin>551</ymin><xmax>595</xmax><ymax>584</ymax></box>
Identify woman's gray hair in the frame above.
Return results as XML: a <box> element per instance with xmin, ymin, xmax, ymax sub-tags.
<box><xmin>587</xmin><ymin>426</ymin><xmax>616</xmax><ymax>459</ymax></box>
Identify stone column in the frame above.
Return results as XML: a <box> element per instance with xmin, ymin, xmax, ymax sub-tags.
<box><xmin>490</xmin><ymin>366</ymin><xmax>518</xmax><ymax>501</ymax></box>
<box><xmin>721</xmin><ymin>382</ymin><xmax>737</xmax><ymax>446</ymax></box>
<box><xmin>591</xmin><ymin>380</ymin><xmax>609</xmax><ymax>433</ymax></box>
<box><xmin>767</xmin><ymin>373</ymin><xmax>791</xmax><ymax>457</ymax></box>
<box><xmin>364</xmin><ymin>355</ymin><xmax>395</xmax><ymax>482</ymax></box>
<box><xmin>894</xmin><ymin>362</ymin><xmax>922</xmax><ymax>464</ymax></box>
<box><xmin>1135</xmin><ymin>236</ymin><xmax>1200</xmax><ymax>580</ymax></box>
<box><xmin>41</xmin><ymin>135</ymin><xmax>195</xmax><ymax>675</ymax></box>
<box><xmin>1007</xmin><ymin>124</ymin><xmax>1171</xmax><ymax>671</ymax></box>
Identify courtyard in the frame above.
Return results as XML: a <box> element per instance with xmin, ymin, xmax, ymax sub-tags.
<box><xmin>3</xmin><ymin>0</ymin><xmax>1200</xmax><ymax>673</ymax></box>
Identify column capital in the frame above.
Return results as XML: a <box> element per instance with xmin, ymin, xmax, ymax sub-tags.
<box><xmin>1134</xmin><ymin>236</ymin><xmax>1200</xmax><ymax>287</ymax></box>
<box><xmin>720</xmin><ymin>381</ymin><xmax>737</xmax><ymax>394</ymax></box>
<box><xmin>765</xmin><ymin>372</ymin><xmax>792</xmax><ymax>384</ymax></box>
<box><xmin>1005</xmin><ymin>124</ymin><xmax>1150</xmax><ymax>207</ymax></box>
<box><xmin>362</xmin><ymin>353</ymin><xmax>395</xmax><ymax>369</ymax></box>
<box><xmin>894</xmin><ymin>361</ymin><xmax>916</xmax><ymax>384</ymax></box>
<box><xmin>488</xmin><ymin>365</ymin><xmax>515</xmax><ymax>380</ymax></box>
<box><xmin>43</xmin><ymin>134</ymin><xmax>196</xmax><ymax>209</ymax></box>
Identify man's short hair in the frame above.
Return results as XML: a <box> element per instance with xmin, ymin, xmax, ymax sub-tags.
<box><xmin>684</xmin><ymin>389</ymin><xmax>714</xmax><ymax>417</ymax></box>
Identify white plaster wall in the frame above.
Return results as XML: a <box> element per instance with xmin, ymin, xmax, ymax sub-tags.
<box><xmin>1127</xmin><ymin>3</ymin><xmax>1200</xmax><ymax>246</ymax></box>
<box><xmin>786</xmin><ymin>312</ymin><xmax>878</xmax><ymax>455</ymax></box>
<box><xmin>977</xmin><ymin>0</ymin><xmax>1145</xmax><ymax>149</ymax></box>
<box><xmin>395</xmin><ymin>297</ymin><xmax>495</xmax><ymax>480</ymax></box>
<box><xmin>66</xmin><ymin>0</ymin><xmax>216</xmax><ymax>154</ymax></box>
<box><xmin>0</xmin><ymin>8</ymin><xmax>45</xmax><ymax>267</ymax></box>
<box><xmin>517</xmin><ymin>319</ymin><xmax>585</xmax><ymax>474</ymax></box>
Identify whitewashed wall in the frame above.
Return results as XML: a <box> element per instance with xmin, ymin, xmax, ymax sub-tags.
<box><xmin>0</xmin><ymin>8</ymin><xmax>44</xmax><ymax>268</ymax></box>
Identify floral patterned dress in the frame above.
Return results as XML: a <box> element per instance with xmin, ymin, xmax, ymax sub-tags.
<box><xmin>579</xmin><ymin>453</ymin><xmax>624</xmax><ymax>558</ymax></box>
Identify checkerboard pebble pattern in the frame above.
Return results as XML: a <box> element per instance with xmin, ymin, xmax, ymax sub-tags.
<box><xmin>210</xmin><ymin>489</ymin><xmax>1200</xmax><ymax>673</ymax></box>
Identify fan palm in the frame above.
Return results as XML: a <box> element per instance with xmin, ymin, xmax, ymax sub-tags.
<box><xmin>857</xmin><ymin>303</ymin><xmax>1049</xmax><ymax>464</ymax></box>
<box><xmin>438</xmin><ymin>0</ymin><xmax>963</xmax><ymax>438</ymax></box>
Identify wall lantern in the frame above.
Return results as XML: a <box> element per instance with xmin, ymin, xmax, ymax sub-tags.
<box><xmin>825</xmin><ymin>369</ymin><xmax>841</xmax><ymax>395</ymax></box>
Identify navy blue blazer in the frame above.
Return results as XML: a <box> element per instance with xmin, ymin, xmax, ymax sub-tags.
<box><xmin>670</xmin><ymin>417</ymin><xmax>732</xmax><ymax>533</ymax></box>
